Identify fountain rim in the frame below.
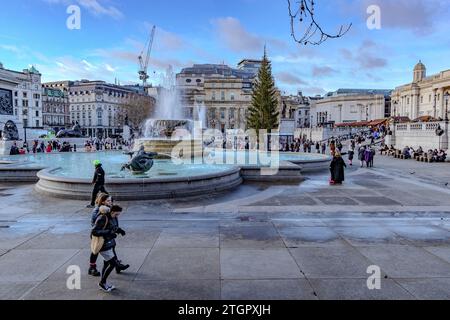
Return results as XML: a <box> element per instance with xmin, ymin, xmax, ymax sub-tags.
<box><xmin>36</xmin><ymin>165</ymin><xmax>242</xmax><ymax>184</ymax></box>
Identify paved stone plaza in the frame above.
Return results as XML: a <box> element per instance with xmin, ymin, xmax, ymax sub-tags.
<box><xmin>1</xmin><ymin>155</ymin><xmax>450</xmax><ymax>300</ymax></box>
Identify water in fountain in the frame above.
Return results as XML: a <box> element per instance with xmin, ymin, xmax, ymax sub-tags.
<box><xmin>143</xmin><ymin>65</ymin><xmax>191</xmax><ymax>139</ymax></box>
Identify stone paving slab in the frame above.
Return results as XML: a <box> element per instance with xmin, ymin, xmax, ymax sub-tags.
<box><xmin>45</xmin><ymin>248</ymin><xmax>150</xmax><ymax>282</ymax></box>
<box><xmin>277</xmin><ymin>226</ymin><xmax>346</xmax><ymax>247</ymax></box>
<box><xmin>123</xmin><ymin>280</ymin><xmax>221</xmax><ymax>300</ymax></box>
<box><xmin>0</xmin><ymin>249</ymin><xmax>78</xmax><ymax>282</ymax></box>
<box><xmin>289</xmin><ymin>246</ymin><xmax>379</xmax><ymax>279</ymax></box>
<box><xmin>220</xmin><ymin>226</ymin><xmax>285</xmax><ymax>249</ymax></box>
<box><xmin>395</xmin><ymin>279</ymin><xmax>450</xmax><ymax>300</ymax></box>
<box><xmin>423</xmin><ymin>247</ymin><xmax>450</xmax><ymax>264</ymax></box>
<box><xmin>316</xmin><ymin>197</ymin><xmax>360</xmax><ymax>206</ymax></box>
<box><xmin>309</xmin><ymin>279</ymin><xmax>415</xmax><ymax>300</ymax></box>
<box><xmin>0</xmin><ymin>282</ymin><xmax>39</xmax><ymax>300</ymax></box>
<box><xmin>357</xmin><ymin>245</ymin><xmax>450</xmax><ymax>278</ymax></box>
<box><xmin>22</xmin><ymin>279</ymin><xmax>131</xmax><ymax>300</ymax></box>
<box><xmin>332</xmin><ymin>226</ymin><xmax>409</xmax><ymax>246</ymax></box>
<box><xmin>154</xmin><ymin>228</ymin><xmax>219</xmax><ymax>248</ymax></box>
<box><xmin>221</xmin><ymin>279</ymin><xmax>317</xmax><ymax>300</ymax></box>
<box><xmin>220</xmin><ymin>249</ymin><xmax>302</xmax><ymax>280</ymax></box>
<box><xmin>135</xmin><ymin>248</ymin><xmax>220</xmax><ymax>281</ymax></box>
<box><xmin>385</xmin><ymin>226</ymin><xmax>450</xmax><ymax>246</ymax></box>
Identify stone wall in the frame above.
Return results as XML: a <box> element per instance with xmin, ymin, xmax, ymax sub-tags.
<box><xmin>388</xmin><ymin>121</ymin><xmax>449</xmax><ymax>151</ymax></box>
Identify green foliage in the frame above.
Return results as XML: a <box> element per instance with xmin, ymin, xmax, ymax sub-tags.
<box><xmin>246</xmin><ymin>50</ymin><xmax>280</xmax><ymax>134</ymax></box>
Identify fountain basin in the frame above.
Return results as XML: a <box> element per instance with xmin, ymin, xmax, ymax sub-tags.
<box><xmin>35</xmin><ymin>166</ymin><xmax>243</xmax><ymax>201</ymax></box>
<box><xmin>134</xmin><ymin>138</ymin><xmax>205</xmax><ymax>159</ymax></box>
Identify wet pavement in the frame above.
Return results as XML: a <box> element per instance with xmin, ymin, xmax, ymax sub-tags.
<box><xmin>1</xmin><ymin>156</ymin><xmax>450</xmax><ymax>300</ymax></box>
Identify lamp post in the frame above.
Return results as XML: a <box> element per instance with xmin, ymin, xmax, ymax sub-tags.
<box><xmin>443</xmin><ymin>92</ymin><xmax>449</xmax><ymax>151</ymax></box>
<box><xmin>391</xmin><ymin>101</ymin><xmax>398</xmax><ymax>147</ymax></box>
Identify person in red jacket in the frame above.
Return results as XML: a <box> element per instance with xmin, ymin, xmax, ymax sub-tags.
<box><xmin>46</xmin><ymin>142</ymin><xmax>52</xmax><ymax>153</ymax></box>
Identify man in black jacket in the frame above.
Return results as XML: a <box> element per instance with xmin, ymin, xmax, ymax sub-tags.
<box><xmin>88</xmin><ymin>160</ymin><xmax>108</xmax><ymax>208</ymax></box>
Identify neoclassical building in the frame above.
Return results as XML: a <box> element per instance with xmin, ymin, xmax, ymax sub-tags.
<box><xmin>44</xmin><ymin>80</ymin><xmax>155</xmax><ymax>138</ymax></box>
<box><xmin>311</xmin><ymin>89</ymin><xmax>392</xmax><ymax>126</ymax></box>
<box><xmin>177</xmin><ymin>60</ymin><xmax>263</xmax><ymax>132</ymax></box>
<box><xmin>0</xmin><ymin>62</ymin><xmax>43</xmax><ymax>140</ymax></box>
<box><xmin>391</xmin><ymin>61</ymin><xmax>450</xmax><ymax>120</ymax></box>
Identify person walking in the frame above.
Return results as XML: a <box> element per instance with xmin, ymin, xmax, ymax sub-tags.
<box><xmin>91</xmin><ymin>206</ymin><xmax>122</xmax><ymax>292</ymax></box>
<box><xmin>88</xmin><ymin>160</ymin><xmax>108</xmax><ymax>208</ymax></box>
<box><xmin>348</xmin><ymin>146</ymin><xmax>355</xmax><ymax>166</ymax></box>
<box><xmin>329</xmin><ymin>151</ymin><xmax>347</xmax><ymax>185</ymax></box>
<box><xmin>358</xmin><ymin>145</ymin><xmax>366</xmax><ymax>168</ymax></box>
<box><xmin>88</xmin><ymin>193</ymin><xmax>111</xmax><ymax>277</ymax></box>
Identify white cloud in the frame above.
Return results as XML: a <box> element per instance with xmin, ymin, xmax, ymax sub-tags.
<box><xmin>44</xmin><ymin>0</ymin><xmax>123</xmax><ymax>19</ymax></box>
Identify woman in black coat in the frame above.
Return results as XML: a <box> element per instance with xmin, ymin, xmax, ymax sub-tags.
<box><xmin>330</xmin><ymin>152</ymin><xmax>347</xmax><ymax>184</ymax></box>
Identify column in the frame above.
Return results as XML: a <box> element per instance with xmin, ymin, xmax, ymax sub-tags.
<box><xmin>438</xmin><ymin>88</ymin><xmax>445</xmax><ymax>119</ymax></box>
<box><xmin>433</xmin><ymin>89</ymin><xmax>438</xmax><ymax>118</ymax></box>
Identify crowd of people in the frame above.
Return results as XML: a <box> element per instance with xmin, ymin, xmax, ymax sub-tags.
<box><xmin>8</xmin><ymin>138</ymin><xmax>131</xmax><ymax>156</ymax></box>
<box><xmin>9</xmin><ymin>140</ymin><xmax>77</xmax><ymax>155</ymax></box>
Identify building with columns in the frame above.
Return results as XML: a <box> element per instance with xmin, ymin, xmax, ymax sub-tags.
<box><xmin>311</xmin><ymin>89</ymin><xmax>392</xmax><ymax>127</ymax></box>
<box><xmin>44</xmin><ymin>80</ymin><xmax>155</xmax><ymax>139</ymax></box>
<box><xmin>177</xmin><ymin>60</ymin><xmax>263</xmax><ymax>132</ymax></box>
<box><xmin>0</xmin><ymin>62</ymin><xmax>43</xmax><ymax>141</ymax></box>
<box><xmin>391</xmin><ymin>61</ymin><xmax>450</xmax><ymax>120</ymax></box>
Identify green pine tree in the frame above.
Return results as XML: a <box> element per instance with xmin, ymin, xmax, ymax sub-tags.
<box><xmin>246</xmin><ymin>49</ymin><xmax>280</xmax><ymax>142</ymax></box>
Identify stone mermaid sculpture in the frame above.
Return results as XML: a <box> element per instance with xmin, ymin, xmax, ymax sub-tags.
<box><xmin>121</xmin><ymin>146</ymin><xmax>158</xmax><ymax>174</ymax></box>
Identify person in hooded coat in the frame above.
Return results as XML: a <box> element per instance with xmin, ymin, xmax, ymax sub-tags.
<box><xmin>330</xmin><ymin>151</ymin><xmax>347</xmax><ymax>184</ymax></box>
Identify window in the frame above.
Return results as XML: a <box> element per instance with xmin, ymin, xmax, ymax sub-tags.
<box><xmin>186</xmin><ymin>79</ymin><xmax>192</xmax><ymax>83</ymax></box>
<box><xmin>230</xmin><ymin>93</ymin><xmax>235</xmax><ymax>101</ymax></box>
<box><xmin>36</xmin><ymin>111</ymin><xmax>39</xmax><ymax>117</ymax></box>
<box><xmin>196</xmin><ymin>79</ymin><xmax>202</xmax><ymax>83</ymax></box>
<box><xmin>14</xmin><ymin>91</ymin><xmax>18</xmax><ymax>97</ymax></box>
<box><xmin>421</xmin><ymin>96</ymin><xmax>423</xmax><ymax>104</ymax></box>
<box><xmin>35</xmin><ymin>101</ymin><xmax>39</xmax><ymax>108</ymax></box>
<box><xmin>36</xmin><ymin>120</ymin><xmax>39</xmax><ymax>127</ymax></box>
<box><xmin>212</xmin><ymin>91</ymin><xmax>216</xmax><ymax>100</ymax></box>
<box><xmin>407</xmin><ymin>98</ymin><xmax>410</xmax><ymax>105</ymax></box>
<box><xmin>220</xmin><ymin>109</ymin><xmax>225</xmax><ymax>119</ymax></box>
<box><xmin>23</xmin><ymin>100</ymin><xmax>29</xmax><ymax>107</ymax></box>
<box><xmin>23</xmin><ymin>92</ymin><xmax>27</xmax><ymax>98</ymax></box>
<box><xmin>14</xmin><ymin>99</ymin><xmax>18</xmax><ymax>107</ymax></box>
<box><xmin>221</xmin><ymin>91</ymin><xmax>225</xmax><ymax>101</ymax></box>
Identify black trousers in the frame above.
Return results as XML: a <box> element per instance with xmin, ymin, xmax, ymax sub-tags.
<box><xmin>91</xmin><ymin>184</ymin><xmax>107</xmax><ymax>206</ymax></box>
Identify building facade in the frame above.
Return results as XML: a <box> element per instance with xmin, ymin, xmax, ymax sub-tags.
<box><xmin>42</xmin><ymin>87</ymin><xmax>70</xmax><ymax>131</ymax></box>
<box><xmin>0</xmin><ymin>62</ymin><xmax>43</xmax><ymax>141</ymax></box>
<box><xmin>177</xmin><ymin>60</ymin><xmax>263</xmax><ymax>132</ymax></box>
<box><xmin>311</xmin><ymin>89</ymin><xmax>392</xmax><ymax>127</ymax></box>
<box><xmin>391</xmin><ymin>61</ymin><xmax>450</xmax><ymax>120</ymax></box>
<box><xmin>44</xmin><ymin>80</ymin><xmax>154</xmax><ymax>138</ymax></box>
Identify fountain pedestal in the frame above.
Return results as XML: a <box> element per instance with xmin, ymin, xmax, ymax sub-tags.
<box><xmin>134</xmin><ymin>138</ymin><xmax>205</xmax><ymax>159</ymax></box>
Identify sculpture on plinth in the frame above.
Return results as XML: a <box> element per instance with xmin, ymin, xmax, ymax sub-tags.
<box><xmin>56</xmin><ymin>122</ymin><xmax>84</xmax><ymax>138</ymax></box>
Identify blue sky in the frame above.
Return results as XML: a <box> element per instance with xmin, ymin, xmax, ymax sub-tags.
<box><xmin>1</xmin><ymin>0</ymin><xmax>449</xmax><ymax>96</ymax></box>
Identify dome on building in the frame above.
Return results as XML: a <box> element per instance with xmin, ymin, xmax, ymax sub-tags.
<box><xmin>414</xmin><ymin>60</ymin><xmax>426</xmax><ymax>71</ymax></box>
<box><xmin>28</xmin><ymin>65</ymin><xmax>40</xmax><ymax>74</ymax></box>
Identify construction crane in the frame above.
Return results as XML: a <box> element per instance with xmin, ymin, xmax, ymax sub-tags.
<box><xmin>138</xmin><ymin>25</ymin><xmax>156</xmax><ymax>87</ymax></box>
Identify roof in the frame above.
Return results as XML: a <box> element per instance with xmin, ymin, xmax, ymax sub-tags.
<box><xmin>179</xmin><ymin>64</ymin><xmax>257</xmax><ymax>79</ymax></box>
<box><xmin>327</xmin><ymin>89</ymin><xmax>392</xmax><ymax>97</ymax></box>
<box><xmin>414</xmin><ymin>60</ymin><xmax>426</xmax><ymax>71</ymax></box>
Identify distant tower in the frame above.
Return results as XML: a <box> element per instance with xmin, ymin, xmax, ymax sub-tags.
<box><xmin>413</xmin><ymin>60</ymin><xmax>426</xmax><ymax>83</ymax></box>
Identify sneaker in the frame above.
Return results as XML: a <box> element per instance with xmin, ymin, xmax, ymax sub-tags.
<box><xmin>99</xmin><ymin>282</ymin><xmax>116</xmax><ymax>292</ymax></box>
<box><xmin>86</xmin><ymin>204</ymin><xmax>95</xmax><ymax>209</ymax></box>
<box><xmin>88</xmin><ymin>267</ymin><xmax>101</xmax><ymax>277</ymax></box>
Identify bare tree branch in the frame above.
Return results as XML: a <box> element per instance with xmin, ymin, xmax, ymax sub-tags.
<box><xmin>288</xmin><ymin>0</ymin><xmax>352</xmax><ymax>46</ymax></box>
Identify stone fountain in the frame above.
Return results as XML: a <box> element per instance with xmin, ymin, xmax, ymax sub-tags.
<box><xmin>133</xmin><ymin>66</ymin><xmax>206</xmax><ymax>159</ymax></box>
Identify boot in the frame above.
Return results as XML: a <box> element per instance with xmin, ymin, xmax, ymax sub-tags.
<box><xmin>115</xmin><ymin>261</ymin><xmax>130</xmax><ymax>274</ymax></box>
<box><xmin>89</xmin><ymin>266</ymin><xmax>101</xmax><ymax>277</ymax></box>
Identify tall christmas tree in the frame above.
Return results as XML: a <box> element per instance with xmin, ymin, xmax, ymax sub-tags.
<box><xmin>246</xmin><ymin>48</ymin><xmax>279</xmax><ymax>144</ymax></box>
